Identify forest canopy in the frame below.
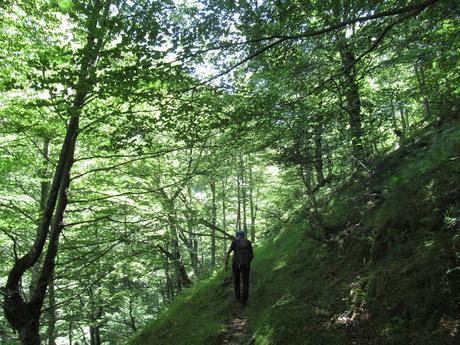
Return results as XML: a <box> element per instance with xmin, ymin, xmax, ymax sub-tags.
<box><xmin>0</xmin><ymin>0</ymin><xmax>459</xmax><ymax>344</ymax></box>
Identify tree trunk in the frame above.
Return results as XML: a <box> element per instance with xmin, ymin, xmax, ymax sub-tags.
<box><xmin>47</xmin><ymin>278</ymin><xmax>56</xmax><ymax>345</ymax></box>
<box><xmin>337</xmin><ymin>36</ymin><xmax>366</xmax><ymax>168</ymax></box>
<box><xmin>414</xmin><ymin>63</ymin><xmax>432</xmax><ymax>120</ymax></box>
<box><xmin>400</xmin><ymin>105</ymin><xmax>408</xmax><ymax>138</ymax></box>
<box><xmin>210</xmin><ymin>176</ymin><xmax>217</xmax><ymax>267</ymax></box>
<box><xmin>168</xmin><ymin>214</ymin><xmax>190</xmax><ymax>289</ymax></box>
<box><xmin>128</xmin><ymin>298</ymin><xmax>137</xmax><ymax>332</ymax></box>
<box><xmin>154</xmin><ymin>292</ymin><xmax>161</xmax><ymax>315</ymax></box>
<box><xmin>79</xmin><ymin>325</ymin><xmax>89</xmax><ymax>345</ymax></box>
<box><xmin>90</xmin><ymin>325</ymin><xmax>101</xmax><ymax>345</ymax></box>
<box><xmin>313</xmin><ymin>122</ymin><xmax>325</xmax><ymax>185</ymax></box>
<box><xmin>390</xmin><ymin>98</ymin><xmax>399</xmax><ymax>132</ymax></box>
<box><xmin>30</xmin><ymin>138</ymin><xmax>51</xmax><ymax>293</ymax></box>
<box><xmin>88</xmin><ymin>287</ymin><xmax>102</xmax><ymax>345</ymax></box>
<box><xmin>163</xmin><ymin>261</ymin><xmax>173</xmax><ymax>303</ymax></box>
<box><xmin>241</xmin><ymin>154</ymin><xmax>248</xmax><ymax>232</ymax></box>
<box><xmin>3</xmin><ymin>2</ymin><xmax>110</xmax><ymax>343</ymax></box>
<box><xmin>68</xmin><ymin>321</ymin><xmax>73</xmax><ymax>345</ymax></box>
<box><xmin>236</xmin><ymin>160</ymin><xmax>242</xmax><ymax>231</ymax></box>
<box><xmin>222</xmin><ymin>177</ymin><xmax>228</xmax><ymax>255</ymax></box>
<box><xmin>187</xmin><ymin>184</ymin><xmax>198</xmax><ymax>275</ymax></box>
<box><xmin>299</xmin><ymin>165</ymin><xmax>313</xmax><ymax>193</ymax></box>
<box><xmin>248</xmin><ymin>157</ymin><xmax>256</xmax><ymax>243</ymax></box>
<box><xmin>17</xmin><ymin>317</ymin><xmax>40</xmax><ymax>345</ymax></box>
<box><xmin>157</xmin><ymin>187</ymin><xmax>190</xmax><ymax>289</ymax></box>
<box><xmin>6</xmin><ymin>125</ymin><xmax>77</xmax><ymax>345</ymax></box>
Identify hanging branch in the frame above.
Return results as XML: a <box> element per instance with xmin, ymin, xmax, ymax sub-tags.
<box><xmin>193</xmin><ymin>0</ymin><xmax>441</xmax><ymax>88</ymax></box>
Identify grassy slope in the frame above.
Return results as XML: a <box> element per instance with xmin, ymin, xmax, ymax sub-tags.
<box><xmin>128</xmin><ymin>120</ymin><xmax>460</xmax><ymax>345</ymax></box>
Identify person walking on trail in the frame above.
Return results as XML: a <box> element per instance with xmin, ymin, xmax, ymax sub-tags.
<box><xmin>224</xmin><ymin>230</ymin><xmax>254</xmax><ymax>306</ymax></box>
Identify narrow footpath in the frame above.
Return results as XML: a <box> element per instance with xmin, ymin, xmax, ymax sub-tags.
<box><xmin>219</xmin><ymin>304</ymin><xmax>251</xmax><ymax>345</ymax></box>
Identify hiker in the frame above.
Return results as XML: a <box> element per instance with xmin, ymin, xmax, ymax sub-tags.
<box><xmin>224</xmin><ymin>230</ymin><xmax>254</xmax><ymax>305</ymax></box>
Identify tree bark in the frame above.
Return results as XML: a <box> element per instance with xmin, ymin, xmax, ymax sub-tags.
<box><xmin>156</xmin><ymin>180</ymin><xmax>191</xmax><ymax>290</ymax></box>
<box><xmin>236</xmin><ymin>158</ymin><xmax>242</xmax><ymax>231</ymax></box>
<box><xmin>8</xmin><ymin>123</ymin><xmax>77</xmax><ymax>345</ymax></box>
<box><xmin>337</xmin><ymin>36</ymin><xmax>366</xmax><ymax>168</ymax></box>
<box><xmin>47</xmin><ymin>278</ymin><xmax>56</xmax><ymax>345</ymax></box>
<box><xmin>240</xmin><ymin>154</ymin><xmax>248</xmax><ymax>232</ymax></box>
<box><xmin>400</xmin><ymin>105</ymin><xmax>408</xmax><ymax>137</ymax></box>
<box><xmin>167</xmin><ymin>208</ymin><xmax>190</xmax><ymax>289</ymax></box>
<box><xmin>88</xmin><ymin>287</ymin><xmax>102</xmax><ymax>345</ymax></box>
<box><xmin>210</xmin><ymin>176</ymin><xmax>217</xmax><ymax>267</ymax></box>
<box><xmin>30</xmin><ymin>138</ymin><xmax>51</xmax><ymax>293</ymax></box>
<box><xmin>164</xmin><ymin>260</ymin><xmax>173</xmax><ymax>303</ymax></box>
<box><xmin>187</xmin><ymin>183</ymin><xmax>199</xmax><ymax>275</ymax></box>
<box><xmin>222</xmin><ymin>177</ymin><xmax>228</xmax><ymax>255</ymax></box>
<box><xmin>128</xmin><ymin>297</ymin><xmax>137</xmax><ymax>332</ymax></box>
<box><xmin>68</xmin><ymin>321</ymin><xmax>73</xmax><ymax>345</ymax></box>
<box><xmin>414</xmin><ymin>63</ymin><xmax>432</xmax><ymax>120</ymax></box>
<box><xmin>313</xmin><ymin>122</ymin><xmax>325</xmax><ymax>185</ymax></box>
<box><xmin>248</xmin><ymin>156</ymin><xmax>256</xmax><ymax>243</ymax></box>
<box><xmin>157</xmin><ymin>188</ymin><xmax>191</xmax><ymax>290</ymax></box>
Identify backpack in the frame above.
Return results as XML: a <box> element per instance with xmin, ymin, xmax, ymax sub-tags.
<box><xmin>234</xmin><ymin>238</ymin><xmax>252</xmax><ymax>267</ymax></box>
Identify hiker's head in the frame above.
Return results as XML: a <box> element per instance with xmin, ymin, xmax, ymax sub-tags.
<box><xmin>235</xmin><ymin>230</ymin><xmax>245</xmax><ymax>239</ymax></box>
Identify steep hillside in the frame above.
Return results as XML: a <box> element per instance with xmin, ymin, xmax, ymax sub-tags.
<box><xmin>128</xmin><ymin>120</ymin><xmax>460</xmax><ymax>345</ymax></box>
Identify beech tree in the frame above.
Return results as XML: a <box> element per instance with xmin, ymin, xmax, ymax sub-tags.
<box><xmin>1</xmin><ymin>0</ymin><xmax>458</xmax><ymax>344</ymax></box>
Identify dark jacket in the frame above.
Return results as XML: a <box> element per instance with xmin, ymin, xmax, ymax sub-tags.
<box><xmin>230</xmin><ymin>238</ymin><xmax>254</xmax><ymax>267</ymax></box>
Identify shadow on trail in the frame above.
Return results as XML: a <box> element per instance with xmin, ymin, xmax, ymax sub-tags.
<box><xmin>218</xmin><ymin>303</ymin><xmax>251</xmax><ymax>345</ymax></box>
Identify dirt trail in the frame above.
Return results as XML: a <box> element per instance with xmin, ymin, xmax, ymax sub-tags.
<box><xmin>219</xmin><ymin>305</ymin><xmax>252</xmax><ymax>345</ymax></box>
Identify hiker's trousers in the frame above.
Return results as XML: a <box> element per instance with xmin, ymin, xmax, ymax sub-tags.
<box><xmin>232</xmin><ymin>263</ymin><xmax>250</xmax><ymax>304</ymax></box>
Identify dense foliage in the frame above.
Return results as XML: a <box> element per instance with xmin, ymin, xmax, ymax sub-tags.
<box><xmin>0</xmin><ymin>0</ymin><xmax>458</xmax><ymax>344</ymax></box>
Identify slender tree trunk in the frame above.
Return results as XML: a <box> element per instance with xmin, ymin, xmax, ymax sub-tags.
<box><xmin>79</xmin><ymin>325</ymin><xmax>89</xmax><ymax>345</ymax></box>
<box><xmin>163</xmin><ymin>263</ymin><xmax>173</xmax><ymax>303</ymax></box>
<box><xmin>337</xmin><ymin>36</ymin><xmax>366</xmax><ymax>168</ymax></box>
<box><xmin>47</xmin><ymin>278</ymin><xmax>56</xmax><ymax>345</ymax></box>
<box><xmin>157</xmin><ymin>187</ymin><xmax>190</xmax><ymax>290</ymax></box>
<box><xmin>391</xmin><ymin>98</ymin><xmax>405</xmax><ymax>145</ymax></box>
<box><xmin>125</xmin><ymin>281</ymin><xmax>137</xmax><ymax>331</ymax></box>
<box><xmin>187</xmin><ymin>184</ymin><xmax>198</xmax><ymax>275</ymax></box>
<box><xmin>222</xmin><ymin>177</ymin><xmax>228</xmax><ymax>255</ymax></box>
<box><xmin>192</xmin><ymin>235</ymin><xmax>198</xmax><ymax>275</ymax></box>
<box><xmin>128</xmin><ymin>297</ymin><xmax>137</xmax><ymax>332</ymax></box>
<box><xmin>39</xmin><ymin>138</ymin><xmax>51</xmax><ymax>215</ymax></box>
<box><xmin>168</xmin><ymin>213</ymin><xmax>190</xmax><ymax>289</ymax></box>
<box><xmin>30</xmin><ymin>138</ymin><xmax>51</xmax><ymax>292</ymax></box>
<box><xmin>88</xmin><ymin>287</ymin><xmax>102</xmax><ymax>345</ymax></box>
<box><xmin>414</xmin><ymin>63</ymin><xmax>432</xmax><ymax>120</ymax></box>
<box><xmin>155</xmin><ymin>292</ymin><xmax>161</xmax><ymax>315</ymax></box>
<box><xmin>68</xmin><ymin>321</ymin><xmax>73</xmax><ymax>345</ymax></box>
<box><xmin>300</xmin><ymin>165</ymin><xmax>313</xmax><ymax>193</ymax></box>
<box><xmin>236</xmin><ymin>161</ymin><xmax>242</xmax><ymax>231</ymax></box>
<box><xmin>248</xmin><ymin>157</ymin><xmax>256</xmax><ymax>243</ymax></box>
<box><xmin>326</xmin><ymin>152</ymin><xmax>333</xmax><ymax>177</ymax></box>
<box><xmin>210</xmin><ymin>177</ymin><xmax>217</xmax><ymax>267</ymax></box>
<box><xmin>400</xmin><ymin>105</ymin><xmax>408</xmax><ymax>137</ymax></box>
<box><xmin>90</xmin><ymin>324</ymin><xmax>101</xmax><ymax>345</ymax></box>
<box><xmin>390</xmin><ymin>98</ymin><xmax>399</xmax><ymax>131</ymax></box>
<box><xmin>240</xmin><ymin>154</ymin><xmax>247</xmax><ymax>232</ymax></box>
<box><xmin>313</xmin><ymin>122</ymin><xmax>325</xmax><ymax>185</ymax></box>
